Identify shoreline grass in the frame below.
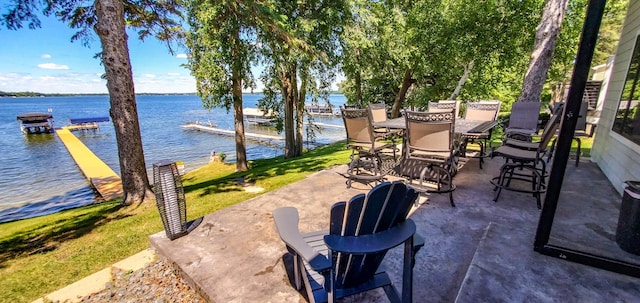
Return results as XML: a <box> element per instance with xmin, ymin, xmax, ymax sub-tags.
<box><xmin>0</xmin><ymin>142</ymin><xmax>352</xmax><ymax>303</ymax></box>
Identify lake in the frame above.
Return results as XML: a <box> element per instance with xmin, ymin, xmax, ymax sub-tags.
<box><xmin>0</xmin><ymin>94</ymin><xmax>346</xmax><ymax>222</ymax></box>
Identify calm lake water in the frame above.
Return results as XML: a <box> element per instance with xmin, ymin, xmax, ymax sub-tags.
<box><xmin>0</xmin><ymin>94</ymin><xmax>346</xmax><ymax>222</ymax></box>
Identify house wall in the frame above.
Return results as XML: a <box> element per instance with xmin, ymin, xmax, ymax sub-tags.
<box><xmin>591</xmin><ymin>1</ymin><xmax>640</xmax><ymax>195</ymax></box>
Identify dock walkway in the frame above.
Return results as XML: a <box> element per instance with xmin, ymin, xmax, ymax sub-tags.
<box><xmin>55</xmin><ymin>128</ymin><xmax>122</xmax><ymax>201</ymax></box>
<box><xmin>181</xmin><ymin>123</ymin><xmax>284</xmax><ymax>141</ymax></box>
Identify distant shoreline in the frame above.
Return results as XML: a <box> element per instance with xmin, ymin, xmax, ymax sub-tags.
<box><xmin>0</xmin><ymin>91</ymin><xmax>342</xmax><ymax>97</ymax></box>
<box><xmin>0</xmin><ymin>92</ymin><xmax>199</xmax><ymax>97</ymax></box>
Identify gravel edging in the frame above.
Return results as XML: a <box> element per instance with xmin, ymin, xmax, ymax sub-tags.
<box><xmin>79</xmin><ymin>257</ymin><xmax>205</xmax><ymax>303</ymax></box>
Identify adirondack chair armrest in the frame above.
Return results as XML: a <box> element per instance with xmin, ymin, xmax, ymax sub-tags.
<box><xmin>273</xmin><ymin>207</ymin><xmax>332</xmax><ymax>272</ymax></box>
<box><xmin>324</xmin><ymin>219</ymin><xmax>416</xmax><ymax>254</ymax></box>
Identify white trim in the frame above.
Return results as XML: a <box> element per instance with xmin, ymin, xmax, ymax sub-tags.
<box><xmin>610</xmin><ymin>131</ymin><xmax>640</xmax><ymax>150</ymax></box>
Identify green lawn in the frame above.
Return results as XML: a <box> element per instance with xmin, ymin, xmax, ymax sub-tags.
<box><xmin>0</xmin><ymin>142</ymin><xmax>352</xmax><ymax>303</ymax></box>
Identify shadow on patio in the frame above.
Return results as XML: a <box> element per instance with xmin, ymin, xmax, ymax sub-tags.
<box><xmin>150</xmin><ymin>156</ymin><xmax>640</xmax><ymax>302</ymax></box>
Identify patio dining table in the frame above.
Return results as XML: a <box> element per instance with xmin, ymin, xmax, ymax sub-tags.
<box><xmin>373</xmin><ymin>117</ymin><xmax>498</xmax><ymax>134</ymax></box>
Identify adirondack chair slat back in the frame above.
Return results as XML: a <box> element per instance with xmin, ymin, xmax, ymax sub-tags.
<box><xmin>329</xmin><ymin>181</ymin><xmax>418</xmax><ymax>288</ymax></box>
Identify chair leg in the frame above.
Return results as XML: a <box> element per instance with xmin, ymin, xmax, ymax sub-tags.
<box><xmin>479</xmin><ymin>140</ymin><xmax>485</xmax><ymax>169</ymax></box>
<box><xmin>533</xmin><ymin>168</ymin><xmax>543</xmax><ymax>209</ymax></box>
<box><xmin>575</xmin><ymin>137</ymin><xmax>581</xmax><ymax>167</ymax></box>
<box><xmin>402</xmin><ymin>237</ymin><xmax>414</xmax><ymax>303</ymax></box>
<box><xmin>547</xmin><ymin>138</ymin><xmax>557</xmax><ymax>163</ymax></box>
<box><xmin>449</xmin><ymin>191</ymin><xmax>455</xmax><ymax>207</ymax></box>
<box><xmin>293</xmin><ymin>254</ymin><xmax>302</xmax><ymax>290</ymax></box>
<box><xmin>493</xmin><ymin>165</ymin><xmax>507</xmax><ymax>202</ymax></box>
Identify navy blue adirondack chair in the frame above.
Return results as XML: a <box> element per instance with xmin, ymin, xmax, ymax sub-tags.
<box><xmin>273</xmin><ymin>181</ymin><xmax>423</xmax><ymax>303</ymax></box>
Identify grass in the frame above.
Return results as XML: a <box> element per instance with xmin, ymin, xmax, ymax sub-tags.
<box><xmin>0</xmin><ymin>142</ymin><xmax>352</xmax><ymax>303</ymax></box>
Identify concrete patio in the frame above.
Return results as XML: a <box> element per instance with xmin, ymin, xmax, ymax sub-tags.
<box><xmin>150</xmin><ymin>156</ymin><xmax>640</xmax><ymax>302</ymax></box>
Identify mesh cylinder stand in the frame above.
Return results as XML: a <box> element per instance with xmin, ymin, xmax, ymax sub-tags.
<box><xmin>153</xmin><ymin>160</ymin><xmax>187</xmax><ymax>240</ymax></box>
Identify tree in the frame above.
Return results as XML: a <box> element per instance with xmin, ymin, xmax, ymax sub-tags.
<box><xmin>185</xmin><ymin>0</ymin><xmax>258</xmax><ymax>172</ymax></box>
<box><xmin>186</xmin><ymin>0</ymin><xmax>309</xmax><ymax>166</ymax></box>
<box><xmin>1</xmin><ymin>0</ymin><xmax>184</xmax><ymax>205</ymax></box>
<box><xmin>340</xmin><ymin>0</ymin><xmax>541</xmax><ymax>114</ymax></box>
<box><xmin>518</xmin><ymin>0</ymin><xmax>571</xmax><ymax>103</ymax></box>
<box><xmin>259</xmin><ymin>0</ymin><xmax>347</xmax><ymax>158</ymax></box>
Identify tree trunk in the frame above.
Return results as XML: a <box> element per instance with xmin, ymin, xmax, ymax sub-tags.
<box><xmin>518</xmin><ymin>0</ymin><xmax>570</xmax><ymax>103</ymax></box>
<box><xmin>355</xmin><ymin>49</ymin><xmax>363</xmax><ymax>106</ymax></box>
<box><xmin>391</xmin><ymin>68</ymin><xmax>413</xmax><ymax>118</ymax></box>
<box><xmin>355</xmin><ymin>70</ymin><xmax>363</xmax><ymax>106</ymax></box>
<box><xmin>232</xmin><ymin>31</ymin><xmax>248</xmax><ymax>172</ymax></box>
<box><xmin>283</xmin><ymin>66</ymin><xmax>295</xmax><ymax>158</ymax></box>
<box><xmin>449</xmin><ymin>60</ymin><xmax>474</xmax><ymax>100</ymax></box>
<box><xmin>94</xmin><ymin>0</ymin><xmax>152</xmax><ymax>205</ymax></box>
<box><xmin>294</xmin><ymin>69</ymin><xmax>305</xmax><ymax>157</ymax></box>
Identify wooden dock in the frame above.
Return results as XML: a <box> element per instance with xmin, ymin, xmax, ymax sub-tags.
<box><xmin>56</xmin><ymin>127</ymin><xmax>123</xmax><ymax>201</ymax></box>
<box><xmin>312</xmin><ymin>122</ymin><xmax>344</xmax><ymax>129</ymax></box>
<box><xmin>181</xmin><ymin>123</ymin><xmax>284</xmax><ymax>141</ymax></box>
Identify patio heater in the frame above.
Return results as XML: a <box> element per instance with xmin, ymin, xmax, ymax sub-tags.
<box><xmin>153</xmin><ymin>160</ymin><xmax>188</xmax><ymax>240</ymax></box>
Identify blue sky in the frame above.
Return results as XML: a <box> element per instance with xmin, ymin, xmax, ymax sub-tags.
<box><xmin>0</xmin><ymin>14</ymin><xmax>342</xmax><ymax>94</ymax></box>
<box><xmin>0</xmin><ymin>15</ymin><xmax>197</xmax><ymax>94</ymax></box>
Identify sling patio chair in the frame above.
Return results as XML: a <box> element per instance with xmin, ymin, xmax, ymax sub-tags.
<box><xmin>403</xmin><ymin>110</ymin><xmax>458</xmax><ymax>207</ymax></box>
<box><xmin>503</xmin><ymin>101</ymin><xmax>542</xmax><ymax>142</ymax></box>
<box><xmin>547</xmin><ymin>100</ymin><xmax>589</xmax><ymax>166</ymax></box>
<box><xmin>429</xmin><ymin>100</ymin><xmax>461</xmax><ymax>118</ymax></box>
<box><xmin>368</xmin><ymin>102</ymin><xmax>403</xmax><ymax>139</ymax></box>
<box><xmin>341</xmin><ymin>107</ymin><xmax>397</xmax><ymax>188</ymax></box>
<box><xmin>273</xmin><ymin>181</ymin><xmax>423</xmax><ymax>303</ymax></box>
<box><xmin>491</xmin><ymin>103</ymin><xmax>563</xmax><ymax>209</ymax></box>
<box><xmin>570</xmin><ymin>100</ymin><xmax>590</xmax><ymax>166</ymax></box>
<box><xmin>549</xmin><ymin>100</ymin><xmax>588</xmax><ymax>166</ymax></box>
<box><xmin>459</xmin><ymin>101</ymin><xmax>501</xmax><ymax>169</ymax></box>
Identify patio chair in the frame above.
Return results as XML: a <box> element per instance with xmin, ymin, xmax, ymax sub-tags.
<box><xmin>273</xmin><ymin>181</ymin><xmax>423</xmax><ymax>303</ymax></box>
<box><xmin>546</xmin><ymin>100</ymin><xmax>589</xmax><ymax>166</ymax></box>
<box><xmin>571</xmin><ymin>100</ymin><xmax>590</xmax><ymax>166</ymax></box>
<box><xmin>341</xmin><ymin>107</ymin><xmax>397</xmax><ymax>188</ymax></box>
<box><xmin>503</xmin><ymin>101</ymin><xmax>542</xmax><ymax>142</ymax></box>
<box><xmin>429</xmin><ymin>100</ymin><xmax>461</xmax><ymax>118</ymax></box>
<box><xmin>459</xmin><ymin>101</ymin><xmax>501</xmax><ymax>169</ymax></box>
<box><xmin>368</xmin><ymin>102</ymin><xmax>403</xmax><ymax>139</ymax></box>
<box><xmin>403</xmin><ymin>110</ymin><xmax>458</xmax><ymax>207</ymax></box>
<box><xmin>491</xmin><ymin>103</ymin><xmax>563</xmax><ymax>209</ymax></box>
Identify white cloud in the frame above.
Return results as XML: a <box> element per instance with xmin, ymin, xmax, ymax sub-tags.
<box><xmin>167</xmin><ymin>72</ymin><xmax>180</xmax><ymax>76</ymax></box>
<box><xmin>38</xmin><ymin>63</ymin><xmax>69</xmax><ymax>70</ymax></box>
<box><xmin>41</xmin><ymin>54</ymin><xmax>52</xmax><ymax>59</ymax></box>
<box><xmin>0</xmin><ymin>72</ymin><xmax>107</xmax><ymax>94</ymax></box>
<box><xmin>0</xmin><ymin>71</ymin><xmax>197</xmax><ymax>94</ymax></box>
<box><xmin>176</xmin><ymin>54</ymin><xmax>188</xmax><ymax>59</ymax></box>
<box><xmin>144</xmin><ymin>74</ymin><xmax>156</xmax><ymax>78</ymax></box>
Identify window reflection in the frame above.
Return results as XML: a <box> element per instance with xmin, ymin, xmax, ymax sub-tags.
<box><xmin>613</xmin><ymin>36</ymin><xmax>640</xmax><ymax>144</ymax></box>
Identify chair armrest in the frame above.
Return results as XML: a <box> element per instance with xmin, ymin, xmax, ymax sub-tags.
<box><xmin>324</xmin><ymin>219</ymin><xmax>416</xmax><ymax>255</ymax></box>
<box><xmin>273</xmin><ymin>207</ymin><xmax>331</xmax><ymax>272</ymax></box>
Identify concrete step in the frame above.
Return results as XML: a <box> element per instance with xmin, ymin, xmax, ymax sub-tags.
<box><xmin>454</xmin><ymin>223</ymin><xmax>640</xmax><ymax>302</ymax></box>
